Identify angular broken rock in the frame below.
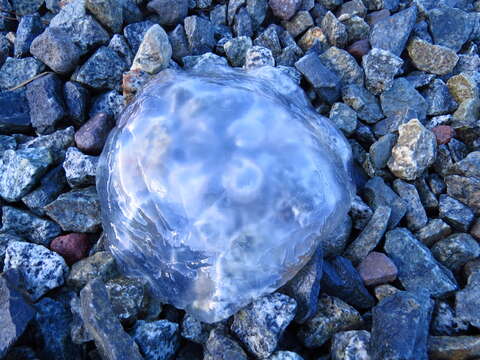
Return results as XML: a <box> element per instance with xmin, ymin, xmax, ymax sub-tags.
<box><xmin>407</xmin><ymin>37</ymin><xmax>459</xmax><ymax>75</ymax></box>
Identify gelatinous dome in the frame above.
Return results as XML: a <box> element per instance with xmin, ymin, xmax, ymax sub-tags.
<box><xmin>97</xmin><ymin>65</ymin><xmax>355</xmax><ymax>323</ymax></box>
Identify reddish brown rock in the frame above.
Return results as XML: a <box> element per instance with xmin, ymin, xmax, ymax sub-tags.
<box><xmin>367</xmin><ymin>9</ymin><xmax>390</xmax><ymax>25</ymax></box>
<box><xmin>357</xmin><ymin>251</ymin><xmax>398</xmax><ymax>286</ymax></box>
<box><xmin>50</xmin><ymin>233</ymin><xmax>91</xmax><ymax>265</ymax></box>
<box><xmin>347</xmin><ymin>39</ymin><xmax>370</xmax><ymax>60</ymax></box>
<box><xmin>432</xmin><ymin>125</ymin><xmax>455</xmax><ymax>145</ymax></box>
<box><xmin>75</xmin><ymin>112</ymin><xmax>114</xmax><ymax>155</ymax></box>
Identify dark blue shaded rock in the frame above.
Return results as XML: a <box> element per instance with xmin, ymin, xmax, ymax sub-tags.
<box><xmin>431</xmin><ymin>300</ymin><xmax>468</xmax><ymax>336</ymax></box>
<box><xmin>269</xmin><ymin>0</ymin><xmax>302</xmax><ymax>21</ymax></box>
<box><xmin>0</xmin><ymin>135</ymin><xmax>16</xmax><ymax>158</ymax></box>
<box><xmin>147</xmin><ymin>0</ymin><xmax>189</xmax><ymax>26</ymax></box>
<box><xmin>321</xmin><ymin>11</ymin><xmax>347</xmax><ymax>48</ymax></box>
<box><xmin>370</xmin><ymin>291</ymin><xmax>433</xmax><ymax>360</ymax></box>
<box><xmin>427</xmin><ymin>7</ymin><xmax>474</xmax><ymax>52</ymax></box>
<box><xmin>105</xmin><ymin>277</ymin><xmax>146</xmax><ymax>326</ymax></box>
<box><xmin>0</xmin><ymin>34</ymin><xmax>11</xmax><ymax>67</ymax></box>
<box><xmin>281</xmin><ymin>249</ymin><xmax>323</xmax><ymax>323</ymax></box>
<box><xmin>80</xmin><ymin>278</ymin><xmax>143</xmax><ymax>360</ymax></box>
<box><xmin>342</xmin><ymin>84</ymin><xmax>384</xmax><ymax>123</ymax></box>
<box><xmin>231</xmin><ymin>293</ymin><xmax>297</xmax><ymax>358</ymax></box>
<box><xmin>124</xmin><ymin>21</ymin><xmax>155</xmax><ymax>54</ymax></box>
<box><xmin>295</xmin><ymin>52</ymin><xmax>341</xmax><ymax>103</ymax></box>
<box><xmin>33</xmin><ymin>297</ymin><xmax>80</xmax><ymax>360</ymax></box>
<box><xmin>416</xmin><ymin>219</ymin><xmax>451</xmax><ymax>247</ymax></box>
<box><xmin>130</xmin><ymin>320</ymin><xmax>180</xmax><ymax>360</ymax></box>
<box><xmin>455</xmin><ymin>270</ymin><xmax>480</xmax><ymax>329</ymax></box>
<box><xmin>439</xmin><ymin>195</ymin><xmax>475</xmax><ymax>232</ymax></box>
<box><xmin>0</xmin><ymin>206</ymin><xmax>61</xmax><ymax>246</ymax></box>
<box><xmin>393</xmin><ymin>179</ymin><xmax>428</xmax><ymax>232</ymax></box>
<box><xmin>0</xmin><ymin>57</ymin><xmax>45</xmax><ymax>90</ymax></box>
<box><xmin>247</xmin><ymin>0</ymin><xmax>267</xmax><ymax>29</ymax></box>
<box><xmin>422</xmin><ymin>79</ymin><xmax>457</xmax><ymax>116</ymax></box>
<box><xmin>108</xmin><ymin>34</ymin><xmax>134</xmax><ymax>67</ymax></box>
<box><xmin>168</xmin><ymin>25</ymin><xmax>190</xmax><ymax>63</ymax></box>
<box><xmin>431</xmin><ymin>233</ymin><xmax>480</xmax><ymax>272</ymax></box>
<box><xmin>369</xmin><ymin>6</ymin><xmax>417</xmax><ymax>56</ymax></box>
<box><xmin>0</xmin><ymin>270</ymin><xmax>35</xmax><ymax>358</ymax></box>
<box><xmin>204</xmin><ymin>328</ymin><xmax>247</xmax><ymax>360</ymax></box>
<box><xmin>26</xmin><ymin>74</ymin><xmax>65</xmax><ymax>135</ymax></box>
<box><xmin>321</xmin><ymin>256</ymin><xmax>375</xmax><ymax>310</ymax></box>
<box><xmin>89</xmin><ymin>90</ymin><xmax>125</xmax><ymax>119</ymax></box>
<box><xmin>319</xmin><ymin>47</ymin><xmax>364</xmax><ymax>86</ymax></box>
<box><xmin>380</xmin><ymin>78</ymin><xmax>427</xmax><ymax>121</ymax></box>
<box><xmin>63</xmin><ymin>147</ymin><xmax>98</xmax><ymax>188</ymax></box>
<box><xmin>233</xmin><ymin>7</ymin><xmax>254</xmax><ymax>37</ymax></box>
<box><xmin>323</xmin><ymin>215</ymin><xmax>352</xmax><ymax>257</ymax></box>
<box><xmin>85</xmin><ymin>0</ymin><xmax>123</xmax><ymax>33</ymax></box>
<box><xmin>11</xmin><ymin>0</ymin><xmax>43</xmax><ymax>15</ymax></box>
<box><xmin>64</xmin><ymin>81</ymin><xmax>89</xmax><ymax>126</ymax></box>
<box><xmin>14</xmin><ymin>14</ymin><xmax>44</xmax><ymax>58</ymax></box>
<box><xmin>184</xmin><ymin>15</ymin><xmax>216</xmax><ymax>55</ymax></box>
<box><xmin>0</xmin><ymin>90</ymin><xmax>31</xmax><ymax>133</ymax></box>
<box><xmin>0</xmin><ymin>0</ymin><xmax>15</xmax><ymax>31</ymax></box>
<box><xmin>384</xmin><ymin>228</ymin><xmax>458</xmax><ymax>297</ymax></box>
<box><xmin>67</xmin><ymin>251</ymin><xmax>118</xmax><ymax>290</ymax></box>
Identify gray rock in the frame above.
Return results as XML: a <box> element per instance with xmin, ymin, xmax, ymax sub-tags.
<box><xmin>30</xmin><ymin>27</ymin><xmax>82</xmax><ymax>75</ymax></box>
<box><xmin>11</xmin><ymin>0</ymin><xmax>43</xmax><ymax>15</ymax></box>
<box><xmin>428</xmin><ymin>335</ymin><xmax>480</xmax><ymax>359</ymax></box>
<box><xmin>269</xmin><ymin>351</ymin><xmax>303</xmax><ymax>360</ymax></box>
<box><xmin>233</xmin><ymin>7</ymin><xmax>254</xmax><ymax>37</ymax></box>
<box><xmin>183</xmin><ymin>52</ymin><xmax>228</xmax><ymax>70</ymax></box>
<box><xmin>384</xmin><ymin>228</ymin><xmax>458</xmax><ymax>297</ymax></box>
<box><xmin>73</xmin><ymin>46</ymin><xmax>128</xmax><ymax>90</ymax></box>
<box><xmin>231</xmin><ymin>293</ymin><xmax>297</xmax><ymax>358</ymax></box>
<box><xmin>431</xmin><ymin>233</ymin><xmax>480</xmax><ymax>272</ymax></box>
<box><xmin>349</xmin><ymin>195</ymin><xmax>373</xmax><ymax>230</ymax></box>
<box><xmin>422</xmin><ymin>79</ymin><xmax>457</xmax><ymax>116</ymax></box>
<box><xmin>321</xmin><ymin>11</ymin><xmax>347</xmax><ymax>48</ymax></box>
<box><xmin>343</xmin><ymin>15</ymin><xmax>370</xmax><ymax>44</ymax></box>
<box><xmin>245</xmin><ymin>45</ymin><xmax>275</xmax><ymax>69</ymax></box>
<box><xmin>298</xmin><ymin>295</ymin><xmax>363</xmax><ymax>348</ymax></box>
<box><xmin>85</xmin><ymin>0</ymin><xmax>123</xmax><ymax>33</ymax></box>
<box><xmin>4</xmin><ymin>241</ymin><xmax>68</xmax><ymax>301</ymax></box>
<box><xmin>329</xmin><ymin>102</ymin><xmax>357</xmax><ymax>135</ymax></box>
<box><xmin>181</xmin><ymin>314</ymin><xmax>211</xmax><ymax>344</ymax></box>
<box><xmin>0</xmin><ymin>89</ymin><xmax>30</xmax><ymax>133</ymax></box>
<box><xmin>130</xmin><ymin>320</ymin><xmax>180</xmax><ymax>360</ymax></box>
<box><xmin>342</xmin><ymin>84</ymin><xmax>384</xmax><ymax>123</ymax></box>
<box><xmin>68</xmin><ymin>251</ymin><xmax>118</xmax><ymax>289</ymax></box>
<box><xmin>131</xmin><ymin>24</ymin><xmax>172</xmax><ymax>75</ymax></box>
<box><xmin>148</xmin><ymin>0</ymin><xmax>189</xmax><ymax>26</ymax></box>
<box><xmin>0</xmin><ymin>57</ymin><xmax>45</xmax><ymax>90</ymax></box>
<box><xmin>322</xmin><ymin>215</ymin><xmax>352</xmax><ymax>257</ymax></box>
<box><xmin>75</xmin><ymin>112</ymin><xmax>114</xmax><ymax>156</ymax></box>
<box><xmin>105</xmin><ymin>277</ymin><xmax>146</xmax><ymax>325</ymax></box>
<box><xmin>381</xmin><ymin>78</ymin><xmax>427</xmax><ymax>121</ymax></box>
<box><xmin>363</xmin><ymin>48</ymin><xmax>403</xmax><ymax>95</ymax></box>
<box><xmin>124</xmin><ymin>21</ymin><xmax>156</xmax><ymax>54</ymax></box>
<box><xmin>369</xmin><ymin>133</ymin><xmax>396</xmax><ymax>169</ymax></box>
<box><xmin>319</xmin><ymin>46</ymin><xmax>364</xmax><ymax>86</ymax></box>
<box><xmin>388</xmin><ymin>119</ymin><xmax>436</xmax><ymax>180</ymax></box>
<box><xmin>26</xmin><ymin>74</ymin><xmax>65</xmax><ymax>135</ymax></box>
<box><xmin>63</xmin><ymin>147</ymin><xmax>98</xmax><ymax>188</ymax></box>
<box><xmin>295</xmin><ymin>52</ymin><xmax>341</xmax><ymax>103</ymax></box>
<box><xmin>414</xmin><ymin>175</ymin><xmax>439</xmax><ymax>210</ymax></box>
<box><xmin>254</xmin><ymin>25</ymin><xmax>282</xmax><ymax>57</ymax></box>
<box><xmin>456</xmin><ymin>271</ymin><xmax>480</xmax><ymax>329</ymax></box>
<box><xmin>268</xmin><ymin>0</ymin><xmax>302</xmax><ymax>21</ymax></box>
<box><xmin>204</xmin><ymin>328</ymin><xmax>247</xmax><ymax>360</ymax></box>
<box><xmin>344</xmin><ymin>205</ymin><xmax>391</xmax><ymax>265</ymax></box>
<box><xmin>168</xmin><ymin>25</ymin><xmax>190</xmax><ymax>63</ymax></box>
<box><xmin>330</xmin><ymin>330</ymin><xmax>371</xmax><ymax>360</ymax></box>
<box><xmin>80</xmin><ymin>278</ymin><xmax>143</xmax><ymax>360</ymax></box>
<box><xmin>407</xmin><ymin>37</ymin><xmax>459</xmax><ymax>75</ymax></box>
<box><xmin>0</xmin><ymin>136</ymin><xmax>16</xmax><ymax>158</ymax></box>
<box><xmin>0</xmin><ymin>206</ymin><xmax>61</xmax><ymax>246</ymax></box>
<box><xmin>14</xmin><ymin>14</ymin><xmax>44</xmax><ymax>58</ymax></box>
<box><xmin>337</xmin><ymin>0</ymin><xmax>367</xmax><ymax>20</ymax></box>
<box><xmin>363</xmin><ymin>176</ymin><xmax>407</xmax><ymax>229</ymax></box>
<box><xmin>370</xmin><ymin>291</ymin><xmax>433</xmax><ymax>360</ymax></box>
<box><xmin>427</xmin><ymin>173</ymin><xmax>445</xmax><ymax>195</ymax></box>
<box><xmin>369</xmin><ymin>6</ymin><xmax>417</xmax><ymax>56</ymax></box>
<box><xmin>439</xmin><ymin>195</ymin><xmax>475</xmax><ymax>232</ymax></box>
<box><xmin>64</xmin><ymin>81</ymin><xmax>89</xmax><ymax>126</ymax></box>
<box><xmin>405</xmin><ymin>70</ymin><xmax>435</xmax><ymax>89</ymax></box>
<box><xmin>393</xmin><ymin>179</ymin><xmax>428</xmax><ymax>231</ymax></box>
<box><xmin>89</xmin><ymin>90</ymin><xmax>125</xmax><ymax>119</ymax></box>
<box><xmin>431</xmin><ymin>300</ymin><xmax>468</xmax><ymax>336</ymax></box>
<box><xmin>184</xmin><ymin>15</ymin><xmax>215</xmax><ymax>55</ymax></box>
<box><xmin>448</xmin><ymin>151</ymin><xmax>480</xmax><ymax>178</ymax></box>
<box><xmin>281</xmin><ymin>10</ymin><xmax>313</xmax><ymax>38</ymax></box>
<box><xmin>0</xmin><ymin>147</ymin><xmax>53</xmax><ymax>202</ymax></box>
<box><xmin>247</xmin><ymin>0</ymin><xmax>268</xmax><ymax>29</ymax></box>
<box><xmin>224</xmin><ymin>36</ymin><xmax>253</xmax><ymax>67</ymax></box>
<box><xmin>427</xmin><ymin>7</ymin><xmax>474</xmax><ymax>52</ymax></box>
<box><xmin>210</xmin><ymin>4</ymin><xmax>227</xmax><ymax>25</ymax></box>
<box><xmin>44</xmin><ymin>186</ymin><xmax>101</xmax><ymax>233</ymax></box>
<box><xmin>0</xmin><ymin>270</ymin><xmax>35</xmax><ymax>358</ymax></box>
<box><xmin>109</xmin><ymin>34</ymin><xmax>134</xmax><ymax>67</ymax></box>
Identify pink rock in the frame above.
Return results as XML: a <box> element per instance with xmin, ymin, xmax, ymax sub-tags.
<box><xmin>357</xmin><ymin>252</ymin><xmax>398</xmax><ymax>286</ymax></box>
<box><xmin>432</xmin><ymin>125</ymin><xmax>455</xmax><ymax>145</ymax></box>
<box><xmin>347</xmin><ymin>39</ymin><xmax>370</xmax><ymax>60</ymax></box>
<box><xmin>50</xmin><ymin>233</ymin><xmax>91</xmax><ymax>265</ymax></box>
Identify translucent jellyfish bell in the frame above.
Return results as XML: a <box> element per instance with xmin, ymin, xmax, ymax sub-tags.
<box><xmin>97</xmin><ymin>65</ymin><xmax>355</xmax><ymax>323</ymax></box>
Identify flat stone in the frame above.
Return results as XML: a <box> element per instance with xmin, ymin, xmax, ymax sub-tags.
<box><xmin>268</xmin><ymin>0</ymin><xmax>302</xmax><ymax>21</ymax></box>
<box><xmin>455</xmin><ymin>271</ymin><xmax>480</xmax><ymax>329</ymax></box>
<box><xmin>393</xmin><ymin>179</ymin><xmax>428</xmax><ymax>231</ymax></box>
<box><xmin>431</xmin><ymin>233</ymin><xmax>480</xmax><ymax>272</ymax></box>
<box><xmin>231</xmin><ymin>293</ymin><xmax>296</xmax><ymax>358</ymax></box>
<box><xmin>233</xmin><ymin>7</ymin><xmax>254</xmax><ymax>37</ymax></box>
<box><xmin>80</xmin><ymin>278</ymin><xmax>143</xmax><ymax>360</ymax></box>
<box><xmin>63</xmin><ymin>147</ymin><xmax>98</xmax><ymax>188</ymax></box>
<box><xmin>14</xmin><ymin>14</ymin><xmax>44</xmax><ymax>58</ymax></box>
<box><xmin>67</xmin><ymin>251</ymin><xmax>118</xmax><ymax>289</ymax></box>
<box><xmin>298</xmin><ymin>295</ymin><xmax>363</xmax><ymax>348</ymax></box>
<box><xmin>0</xmin><ymin>57</ymin><xmax>45</xmax><ymax>90</ymax></box>
<box><xmin>407</xmin><ymin>37</ymin><xmax>459</xmax><ymax>75</ymax></box>
<box><xmin>384</xmin><ymin>228</ymin><xmax>458</xmax><ymax>297</ymax></box>
<box><xmin>147</xmin><ymin>0</ymin><xmax>189</xmax><ymax>26</ymax></box>
<box><xmin>50</xmin><ymin>233</ymin><xmax>91</xmax><ymax>265</ymax></box>
<box><xmin>131</xmin><ymin>24</ymin><xmax>172</xmax><ymax>75</ymax></box>
<box><xmin>363</xmin><ymin>48</ymin><xmax>403</xmax><ymax>95</ymax></box>
<box><xmin>350</xmin><ymin>195</ymin><xmax>372</xmax><ymax>230</ymax></box>
<box><xmin>369</xmin><ymin>133</ymin><xmax>396</xmax><ymax>170</ymax></box>
<box><xmin>168</xmin><ymin>25</ymin><xmax>190</xmax><ymax>63</ymax></box>
<box><xmin>64</xmin><ymin>81</ymin><xmax>89</xmax><ymax>126</ymax></box>
<box><xmin>439</xmin><ymin>195</ymin><xmax>474</xmax><ymax>232</ymax></box>
<box><xmin>319</xmin><ymin>46</ymin><xmax>364</xmax><ymax>86</ymax></box>
<box><xmin>130</xmin><ymin>319</ymin><xmax>180</xmax><ymax>360</ymax></box>
<box><xmin>105</xmin><ymin>277</ymin><xmax>146</xmax><ymax>325</ymax></box>
<box><xmin>86</xmin><ymin>0</ymin><xmax>123</xmax><ymax>33</ymax></box>
<box><xmin>323</xmin><ymin>215</ymin><xmax>352</xmax><ymax>257</ymax></box>
<box><xmin>330</xmin><ymin>330</ymin><xmax>371</xmax><ymax>360</ymax></box>
<box><xmin>204</xmin><ymin>328</ymin><xmax>248</xmax><ymax>360</ymax></box>
<box><xmin>3</xmin><ymin>241</ymin><xmax>68</xmax><ymax>301</ymax></box>
<box><xmin>184</xmin><ymin>15</ymin><xmax>215</xmax><ymax>55</ymax></box>
<box><xmin>428</xmin><ymin>336</ymin><xmax>480</xmax><ymax>360</ymax></box>
<box><xmin>247</xmin><ymin>0</ymin><xmax>268</xmax><ymax>29</ymax></box>
<box><xmin>342</xmin><ymin>84</ymin><xmax>383</xmax><ymax>123</ymax></box>
<box><xmin>44</xmin><ymin>186</ymin><xmax>101</xmax><ymax>233</ymax></box>
<box><xmin>427</xmin><ymin>7</ymin><xmax>474</xmax><ymax>52</ymax></box>
<box><xmin>0</xmin><ymin>90</ymin><xmax>31</xmax><ymax>133</ymax></box>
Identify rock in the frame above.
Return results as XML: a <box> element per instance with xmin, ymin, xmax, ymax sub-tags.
<box><xmin>0</xmin><ymin>147</ymin><xmax>54</xmax><ymax>202</ymax></box>
<box><xmin>268</xmin><ymin>0</ymin><xmax>302</xmax><ymax>21</ymax></box>
<box><xmin>363</xmin><ymin>48</ymin><xmax>403</xmax><ymax>95</ymax></box>
<box><xmin>370</xmin><ymin>291</ymin><xmax>433</xmax><ymax>360</ymax></box>
<box><xmin>0</xmin><ymin>270</ymin><xmax>35</xmax><ymax>358</ymax></box>
<box><xmin>448</xmin><ymin>151</ymin><xmax>480</xmax><ymax>179</ymax></box>
<box><xmin>148</xmin><ymin>0</ymin><xmax>189</xmax><ymax>26</ymax></box>
<box><xmin>281</xmin><ymin>10</ymin><xmax>313</xmax><ymax>38</ymax></box>
<box><xmin>331</xmin><ymin>330</ymin><xmax>371</xmax><ymax>360</ymax></box>
<box><xmin>319</xmin><ymin>47</ymin><xmax>364</xmax><ymax>86</ymax></box>
<box><xmin>322</xmin><ymin>215</ymin><xmax>352</xmax><ymax>257</ymax></box>
<box><xmin>224</xmin><ymin>36</ymin><xmax>253</xmax><ymax>67</ymax></box>
<box><xmin>342</xmin><ymin>84</ymin><xmax>383</xmax><ymax>123</ymax></box>
<box><xmin>445</xmin><ymin>175</ymin><xmax>480</xmax><ymax>215</ymax></box>
<box><xmin>455</xmin><ymin>271</ymin><xmax>480</xmax><ymax>329</ymax></box>
<box><xmin>4</xmin><ymin>241</ymin><xmax>68</xmax><ymax>301</ymax></box>
<box><xmin>432</xmin><ymin>125</ymin><xmax>455</xmax><ymax>145</ymax></box>
<box><xmin>357</xmin><ymin>252</ymin><xmax>397</xmax><ymax>286</ymax></box>
<box><xmin>298</xmin><ymin>295</ymin><xmax>363</xmax><ymax>348</ymax></box>
<box><xmin>369</xmin><ymin>133</ymin><xmax>396</xmax><ymax>170</ymax></box>
<box><xmin>18</xmin><ymin>127</ymin><xmax>74</xmax><ymax>164</ymax></box>
<box><xmin>233</xmin><ymin>7</ymin><xmax>254</xmax><ymax>37</ymax></box>
<box><xmin>427</xmin><ymin>7</ymin><xmax>474</xmax><ymax>52</ymax></box>
<box><xmin>431</xmin><ymin>300</ymin><xmax>468</xmax><ymax>336</ymax></box>
<box><xmin>231</xmin><ymin>293</ymin><xmax>296</xmax><ymax>358</ymax></box>
<box><xmin>124</xmin><ymin>21</ymin><xmax>156</xmax><ymax>54</ymax></box>
<box><xmin>67</xmin><ymin>251</ymin><xmax>117</xmax><ymax>289</ymax></box>
<box><xmin>0</xmin><ymin>57</ymin><xmax>45</xmax><ymax>90</ymax></box>
<box><xmin>387</xmin><ymin>119</ymin><xmax>436</xmax><ymax>180</ymax></box>
<box><xmin>298</xmin><ymin>26</ymin><xmax>328</xmax><ymax>52</ymax></box>
<box><xmin>1</xmin><ymin>206</ymin><xmax>61</xmax><ymax>246</ymax></box>
<box><xmin>247</xmin><ymin>0</ymin><xmax>268</xmax><ymax>29</ymax></box>
<box><xmin>30</xmin><ymin>27</ymin><xmax>82</xmax><ymax>75</ymax></box>
<box><xmin>181</xmin><ymin>314</ymin><xmax>211</xmax><ymax>344</ymax></box>
<box><xmin>11</xmin><ymin>0</ymin><xmax>43</xmax><ymax>15</ymax></box>
<box><xmin>346</xmin><ymin>39</ymin><xmax>370</xmax><ymax>60</ymax></box>
<box><xmin>50</xmin><ymin>233</ymin><xmax>91</xmax><ymax>265</ymax></box>
<box><xmin>204</xmin><ymin>328</ymin><xmax>248</xmax><ymax>360</ymax></box>
<box><xmin>295</xmin><ymin>52</ymin><xmax>341</xmax><ymax>103</ymax></box>
<box><xmin>14</xmin><ymin>14</ymin><xmax>44</xmax><ymax>58</ymax></box>
<box><xmin>321</xmin><ymin>11</ymin><xmax>347</xmax><ymax>48</ymax></box>
<box><xmin>80</xmin><ymin>278</ymin><xmax>143</xmax><ymax>360</ymax></box>
<box><xmin>64</xmin><ymin>81</ymin><xmax>89</xmax><ymax>126</ymax></box>
<box><xmin>85</xmin><ymin>0</ymin><xmax>123</xmax><ymax>33</ymax></box>
<box><xmin>89</xmin><ymin>90</ymin><xmax>125</xmax><ymax>119</ymax></box>
<box><xmin>130</xmin><ymin>320</ymin><xmax>180</xmax><ymax>360</ymax></box>
<box><xmin>109</xmin><ymin>34</ymin><xmax>134</xmax><ymax>67</ymax></box>
<box><xmin>329</xmin><ymin>102</ymin><xmax>357</xmax><ymax>135</ymax></box>
<box><xmin>254</xmin><ymin>25</ymin><xmax>282</xmax><ymax>57</ymax></box>
<box><xmin>168</xmin><ymin>25</ymin><xmax>189</xmax><ymax>63</ymax></box>
<box><xmin>26</xmin><ymin>74</ymin><xmax>65</xmax><ymax>135</ymax></box>
<box><xmin>131</xmin><ymin>24</ymin><xmax>172</xmax><ymax>75</ymax></box>
<box><xmin>369</xmin><ymin>6</ymin><xmax>417</xmax><ymax>56</ymax></box>
<box><xmin>0</xmin><ymin>90</ymin><xmax>31</xmax><ymax>133</ymax></box>
<box><xmin>183</xmin><ymin>52</ymin><xmax>229</xmax><ymax>71</ymax></box>
<box><xmin>75</xmin><ymin>113</ymin><xmax>114</xmax><ymax>155</ymax></box>
<box><xmin>447</xmin><ymin>73</ymin><xmax>479</xmax><ymax>104</ymax></box>
<box><xmin>63</xmin><ymin>147</ymin><xmax>98</xmax><ymax>188</ymax></box>
<box><xmin>363</xmin><ymin>176</ymin><xmax>407</xmax><ymax>229</ymax></box>
<box><xmin>384</xmin><ymin>228</ymin><xmax>458</xmax><ymax>297</ymax></box>
<box><xmin>472</xmin><ymin>219</ymin><xmax>480</xmax><ymax>240</ymax></box>
<box><xmin>344</xmin><ymin>206</ymin><xmax>391</xmax><ymax>265</ymax></box>
<box><xmin>431</xmin><ymin>233</ymin><xmax>480</xmax><ymax>272</ymax></box>
<box><xmin>184</xmin><ymin>15</ymin><xmax>215</xmax><ymax>55</ymax></box>
<box><xmin>321</xmin><ymin>256</ymin><xmax>375</xmax><ymax>309</ymax></box>
<box><xmin>105</xmin><ymin>277</ymin><xmax>146</xmax><ymax>325</ymax></box>
<box><xmin>422</xmin><ymin>79</ymin><xmax>457</xmax><ymax>116</ymax></box>
<box><xmin>381</xmin><ymin>78</ymin><xmax>427</xmax><ymax>121</ymax></box>
<box><xmin>281</xmin><ymin>249</ymin><xmax>323</xmax><ymax>323</ymax></box>
<box><xmin>439</xmin><ymin>195</ymin><xmax>474</xmax><ymax>232</ymax></box>
<box><xmin>350</xmin><ymin>195</ymin><xmax>373</xmax><ymax>230</ymax></box>
<box><xmin>245</xmin><ymin>46</ymin><xmax>275</xmax><ymax>69</ymax></box>
<box><xmin>45</xmin><ymin>186</ymin><xmax>101</xmax><ymax>233</ymax></box>
<box><xmin>407</xmin><ymin>37</ymin><xmax>459</xmax><ymax>75</ymax></box>
<box><xmin>0</xmin><ymin>136</ymin><xmax>16</xmax><ymax>158</ymax></box>
<box><xmin>428</xmin><ymin>336</ymin><xmax>480</xmax><ymax>360</ymax></box>
<box><xmin>393</xmin><ymin>179</ymin><xmax>428</xmax><ymax>231</ymax></box>
<box><xmin>269</xmin><ymin>351</ymin><xmax>303</xmax><ymax>360</ymax></box>
<box><xmin>415</xmin><ymin>175</ymin><xmax>439</xmax><ymax>210</ymax></box>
